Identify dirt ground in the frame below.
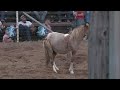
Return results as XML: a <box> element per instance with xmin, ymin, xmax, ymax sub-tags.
<box><xmin>0</xmin><ymin>40</ymin><xmax>88</xmax><ymax>79</ymax></box>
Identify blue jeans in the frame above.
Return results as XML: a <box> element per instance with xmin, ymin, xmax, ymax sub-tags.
<box><xmin>85</xmin><ymin>11</ymin><xmax>91</xmax><ymax>23</ymax></box>
<box><xmin>34</xmin><ymin>11</ymin><xmax>47</xmax><ymax>23</ymax></box>
<box><xmin>0</xmin><ymin>11</ymin><xmax>6</xmax><ymax>20</ymax></box>
<box><xmin>57</xmin><ymin>11</ymin><xmax>62</xmax><ymax>21</ymax></box>
<box><xmin>19</xmin><ymin>25</ymin><xmax>31</xmax><ymax>41</ymax></box>
<box><xmin>41</xmin><ymin>11</ymin><xmax>47</xmax><ymax>23</ymax></box>
<box><xmin>0</xmin><ymin>31</ymin><xmax>4</xmax><ymax>42</ymax></box>
<box><xmin>67</xmin><ymin>11</ymin><xmax>73</xmax><ymax>19</ymax></box>
<box><xmin>72</xmin><ymin>19</ymin><xmax>85</xmax><ymax>28</ymax></box>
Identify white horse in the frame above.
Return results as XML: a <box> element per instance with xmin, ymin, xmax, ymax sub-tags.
<box><xmin>43</xmin><ymin>25</ymin><xmax>89</xmax><ymax>74</ymax></box>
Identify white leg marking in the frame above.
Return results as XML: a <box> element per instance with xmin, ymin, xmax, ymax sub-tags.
<box><xmin>69</xmin><ymin>63</ymin><xmax>74</xmax><ymax>74</ymax></box>
<box><xmin>70</xmin><ymin>70</ymin><xmax>74</xmax><ymax>74</ymax></box>
<box><xmin>53</xmin><ymin>65</ymin><xmax>57</xmax><ymax>73</ymax></box>
<box><xmin>53</xmin><ymin>62</ymin><xmax>59</xmax><ymax>70</ymax></box>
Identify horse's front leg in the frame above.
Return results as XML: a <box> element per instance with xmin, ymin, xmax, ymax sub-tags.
<box><xmin>69</xmin><ymin>51</ymin><xmax>76</xmax><ymax>74</ymax></box>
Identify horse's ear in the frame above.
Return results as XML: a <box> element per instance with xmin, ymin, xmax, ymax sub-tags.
<box><xmin>84</xmin><ymin>23</ymin><xmax>89</xmax><ymax>29</ymax></box>
<box><xmin>85</xmin><ymin>23</ymin><xmax>89</xmax><ymax>29</ymax></box>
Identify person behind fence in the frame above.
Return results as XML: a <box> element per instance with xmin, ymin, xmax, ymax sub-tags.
<box><xmin>18</xmin><ymin>15</ymin><xmax>35</xmax><ymax>41</ymax></box>
<box><xmin>57</xmin><ymin>11</ymin><xmax>62</xmax><ymax>22</ymax></box>
<box><xmin>66</xmin><ymin>11</ymin><xmax>73</xmax><ymax>22</ymax></box>
<box><xmin>0</xmin><ymin>19</ymin><xmax>6</xmax><ymax>42</ymax></box>
<box><xmin>33</xmin><ymin>11</ymin><xmax>48</xmax><ymax>23</ymax></box>
<box><xmin>6</xmin><ymin>24</ymin><xmax>16</xmax><ymax>42</ymax></box>
<box><xmin>0</xmin><ymin>11</ymin><xmax>7</xmax><ymax>20</ymax></box>
<box><xmin>72</xmin><ymin>11</ymin><xmax>90</xmax><ymax>28</ymax></box>
<box><xmin>37</xmin><ymin>19</ymin><xmax>52</xmax><ymax>40</ymax></box>
<box><xmin>3</xmin><ymin>29</ymin><xmax>13</xmax><ymax>43</ymax></box>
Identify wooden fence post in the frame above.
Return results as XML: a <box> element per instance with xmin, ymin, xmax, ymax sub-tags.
<box><xmin>88</xmin><ymin>11</ymin><xmax>109</xmax><ymax>79</ymax></box>
<box><xmin>16</xmin><ymin>11</ymin><xmax>19</xmax><ymax>42</ymax></box>
<box><xmin>109</xmin><ymin>11</ymin><xmax>120</xmax><ymax>79</ymax></box>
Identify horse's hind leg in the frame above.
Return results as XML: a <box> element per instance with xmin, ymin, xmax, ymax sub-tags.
<box><xmin>66</xmin><ymin>52</ymin><xmax>72</xmax><ymax>61</ymax></box>
<box><xmin>51</xmin><ymin>52</ymin><xmax>59</xmax><ymax>73</ymax></box>
<box><xmin>43</xmin><ymin>40</ymin><xmax>51</xmax><ymax>66</ymax></box>
<box><xmin>43</xmin><ymin>39</ymin><xmax>59</xmax><ymax>73</ymax></box>
<box><xmin>45</xmin><ymin>48</ymin><xmax>50</xmax><ymax>66</ymax></box>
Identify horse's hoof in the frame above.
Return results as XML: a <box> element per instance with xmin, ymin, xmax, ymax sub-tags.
<box><xmin>70</xmin><ymin>71</ymin><xmax>74</xmax><ymax>74</ymax></box>
<box><xmin>54</xmin><ymin>70</ymin><xmax>58</xmax><ymax>73</ymax></box>
<box><xmin>56</xmin><ymin>68</ymin><xmax>59</xmax><ymax>71</ymax></box>
<box><xmin>55</xmin><ymin>66</ymin><xmax>59</xmax><ymax>70</ymax></box>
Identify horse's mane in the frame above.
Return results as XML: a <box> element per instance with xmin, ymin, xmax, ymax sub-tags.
<box><xmin>70</xmin><ymin>25</ymin><xmax>85</xmax><ymax>41</ymax></box>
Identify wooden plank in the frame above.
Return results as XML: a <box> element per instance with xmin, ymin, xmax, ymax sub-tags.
<box><xmin>3</xmin><ymin>11</ymin><xmax>73</xmax><ymax>16</ymax></box>
<box><xmin>23</xmin><ymin>12</ymin><xmax>53</xmax><ymax>32</ymax></box>
<box><xmin>109</xmin><ymin>11</ymin><xmax>120</xmax><ymax>79</ymax></box>
<box><xmin>5</xmin><ymin>22</ymin><xmax>72</xmax><ymax>27</ymax></box>
<box><xmin>4</xmin><ymin>11</ymin><xmax>74</xmax><ymax>23</ymax></box>
<box><xmin>88</xmin><ymin>11</ymin><xmax>109</xmax><ymax>79</ymax></box>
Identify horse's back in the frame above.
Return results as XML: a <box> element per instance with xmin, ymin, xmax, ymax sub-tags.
<box><xmin>47</xmin><ymin>32</ymin><xmax>65</xmax><ymax>41</ymax></box>
<box><xmin>46</xmin><ymin>32</ymin><xmax>71</xmax><ymax>54</ymax></box>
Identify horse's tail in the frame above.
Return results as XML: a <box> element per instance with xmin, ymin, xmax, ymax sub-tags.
<box><xmin>43</xmin><ymin>39</ymin><xmax>53</xmax><ymax>66</ymax></box>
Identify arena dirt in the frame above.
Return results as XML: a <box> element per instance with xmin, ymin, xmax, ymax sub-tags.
<box><xmin>0</xmin><ymin>40</ymin><xmax>88</xmax><ymax>79</ymax></box>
